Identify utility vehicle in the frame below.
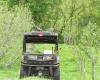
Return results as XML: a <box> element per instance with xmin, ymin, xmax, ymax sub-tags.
<box><xmin>20</xmin><ymin>31</ymin><xmax>60</xmax><ymax>80</ymax></box>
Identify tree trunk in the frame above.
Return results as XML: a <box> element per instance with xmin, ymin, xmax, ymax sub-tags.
<box><xmin>79</xmin><ymin>59</ymin><xmax>86</xmax><ymax>80</ymax></box>
<box><xmin>92</xmin><ymin>57</ymin><xmax>95</xmax><ymax>80</ymax></box>
<box><xmin>83</xmin><ymin>62</ymin><xmax>86</xmax><ymax>80</ymax></box>
<box><xmin>79</xmin><ymin>59</ymin><xmax>83</xmax><ymax>80</ymax></box>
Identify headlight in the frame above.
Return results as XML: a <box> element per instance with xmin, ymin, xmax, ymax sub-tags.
<box><xmin>57</xmin><ymin>56</ymin><xmax>59</xmax><ymax>63</ymax></box>
<box><xmin>28</xmin><ymin>56</ymin><xmax>37</xmax><ymax>60</ymax></box>
<box><xmin>22</xmin><ymin>55</ymin><xmax>28</xmax><ymax>63</ymax></box>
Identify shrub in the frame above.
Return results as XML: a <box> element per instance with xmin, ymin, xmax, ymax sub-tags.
<box><xmin>0</xmin><ymin>4</ymin><xmax>34</xmax><ymax>68</ymax></box>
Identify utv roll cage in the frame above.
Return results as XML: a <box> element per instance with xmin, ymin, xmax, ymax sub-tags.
<box><xmin>23</xmin><ymin>32</ymin><xmax>58</xmax><ymax>53</ymax></box>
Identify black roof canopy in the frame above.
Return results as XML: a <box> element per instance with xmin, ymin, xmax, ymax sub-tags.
<box><xmin>23</xmin><ymin>32</ymin><xmax>58</xmax><ymax>44</ymax></box>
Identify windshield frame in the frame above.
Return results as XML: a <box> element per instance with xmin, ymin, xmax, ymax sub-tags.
<box><xmin>23</xmin><ymin>36</ymin><xmax>58</xmax><ymax>54</ymax></box>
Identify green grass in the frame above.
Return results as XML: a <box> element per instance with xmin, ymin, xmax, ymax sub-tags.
<box><xmin>0</xmin><ymin>44</ymin><xmax>100</xmax><ymax>80</ymax></box>
<box><xmin>0</xmin><ymin>69</ymin><xmax>50</xmax><ymax>80</ymax></box>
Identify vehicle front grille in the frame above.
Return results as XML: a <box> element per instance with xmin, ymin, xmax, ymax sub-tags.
<box><xmin>27</xmin><ymin>60</ymin><xmax>55</xmax><ymax>65</ymax></box>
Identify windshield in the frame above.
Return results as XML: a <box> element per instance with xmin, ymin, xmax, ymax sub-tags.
<box><xmin>26</xmin><ymin>43</ymin><xmax>56</xmax><ymax>54</ymax></box>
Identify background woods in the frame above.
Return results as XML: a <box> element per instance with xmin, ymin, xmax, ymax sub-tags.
<box><xmin>0</xmin><ymin>0</ymin><xmax>100</xmax><ymax>80</ymax></box>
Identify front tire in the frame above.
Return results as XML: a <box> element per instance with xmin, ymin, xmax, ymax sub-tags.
<box><xmin>53</xmin><ymin>67</ymin><xmax>60</xmax><ymax>80</ymax></box>
<box><xmin>20</xmin><ymin>66</ymin><xmax>28</xmax><ymax>78</ymax></box>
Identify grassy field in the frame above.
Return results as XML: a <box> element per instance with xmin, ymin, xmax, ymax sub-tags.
<box><xmin>0</xmin><ymin>44</ymin><xmax>100</xmax><ymax>80</ymax></box>
<box><xmin>0</xmin><ymin>0</ymin><xmax>99</xmax><ymax>80</ymax></box>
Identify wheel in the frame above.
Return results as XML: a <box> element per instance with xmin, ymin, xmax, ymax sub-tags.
<box><xmin>20</xmin><ymin>66</ymin><xmax>28</xmax><ymax>78</ymax></box>
<box><xmin>53</xmin><ymin>67</ymin><xmax>60</xmax><ymax>80</ymax></box>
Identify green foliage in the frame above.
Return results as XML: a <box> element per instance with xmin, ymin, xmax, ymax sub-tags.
<box><xmin>8</xmin><ymin>0</ymin><xmax>62</xmax><ymax>30</ymax></box>
<box><xmin>0</xmin><ymin>0</ymin><xmax>100</xmax><ymax>80</ymax></box>
<box><xmin>0</xmin><ymin>3</ymin><xmax>34</xmax><ymax>67</ymax></box>
<box><xmin>7</xmin><ymin>0</ymin><xmax>100</xmax><ymax>43</ymax></box>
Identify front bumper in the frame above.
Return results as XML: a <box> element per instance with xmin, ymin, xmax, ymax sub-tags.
<box><xmin>22</xmin><ymin>63</ymin><xmax>59</xmax><ymax>67</ymax></box>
